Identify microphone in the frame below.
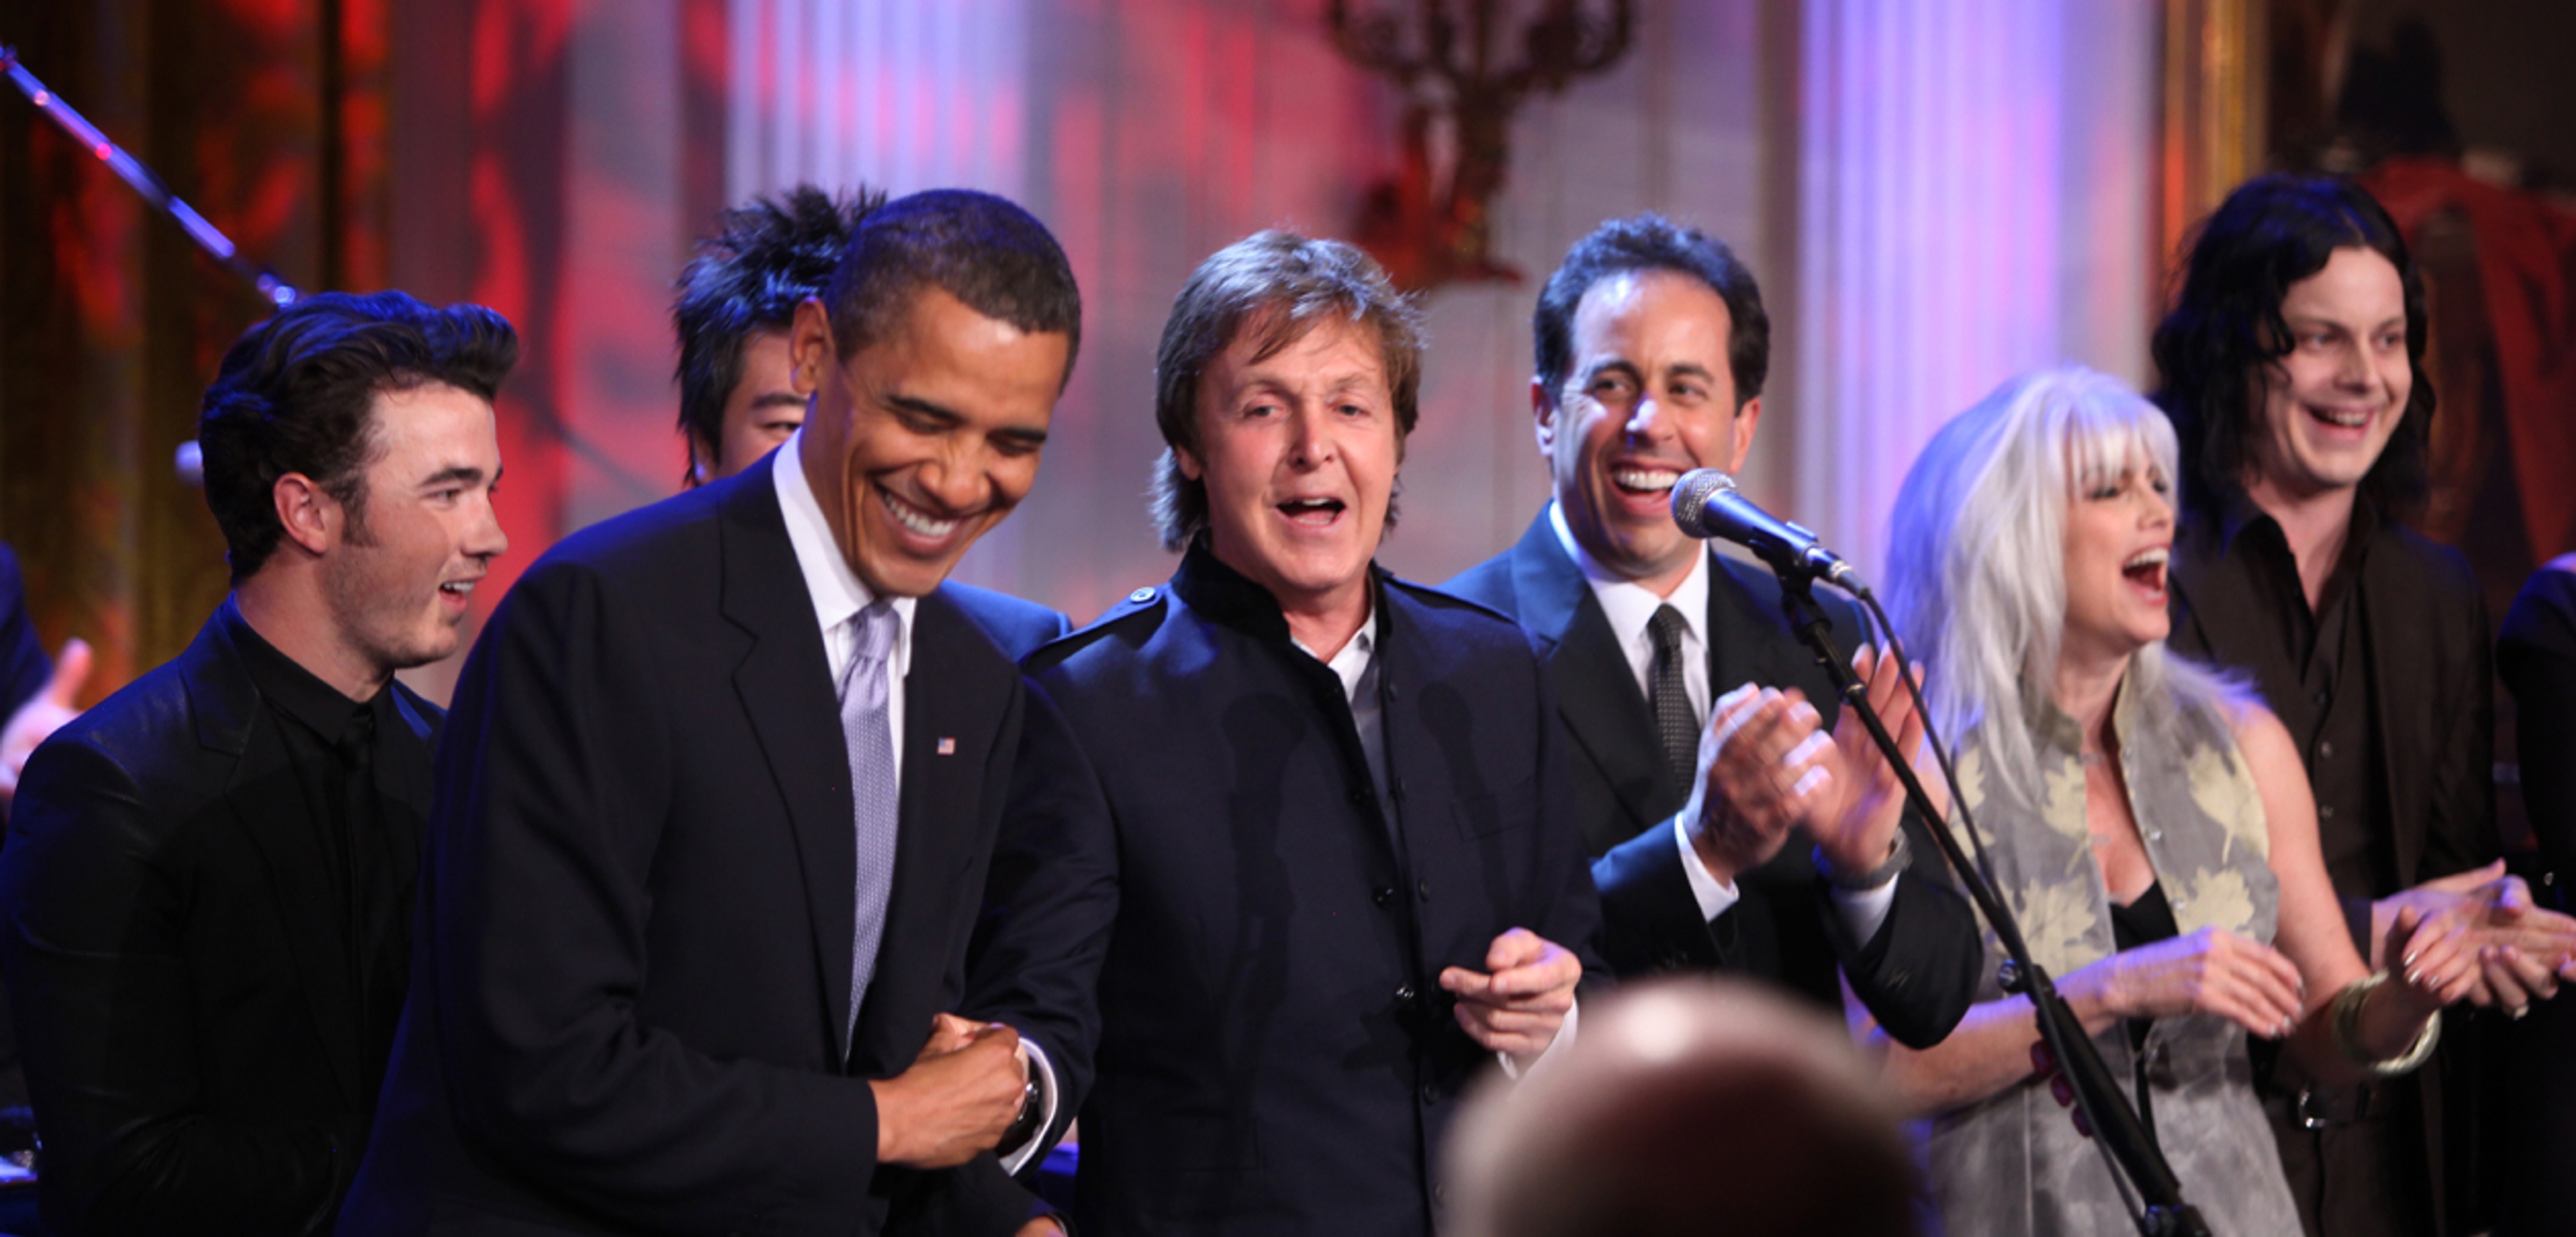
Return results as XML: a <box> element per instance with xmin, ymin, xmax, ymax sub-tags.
<box><xmin>1670</xmin><ymin>469</ymin><xmax>1866</xmax><ymax>593</ymax></box>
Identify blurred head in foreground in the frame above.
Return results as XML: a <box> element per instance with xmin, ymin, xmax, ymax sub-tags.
<box><xmin>1444</xmin><ymin>977</ymin><xmax>1920</xmax><ymax>1237</ymax></box>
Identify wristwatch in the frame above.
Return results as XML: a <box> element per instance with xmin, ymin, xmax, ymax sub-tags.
<box><xmin>999</xmin><ymin>1057</ymin><xmax>1044</xmax><ymax>1151</ymax></box>
<box><xmin>1813</xmin><ymin>828</ymin><xmax>1911</xmax><ymax>891</ymax></box>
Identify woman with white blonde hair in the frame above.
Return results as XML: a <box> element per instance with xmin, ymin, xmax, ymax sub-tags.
<box><xmin>1860</xmin><ymin>366</ymin><xmax>2474</xmax><ymax>1234</ymax></box>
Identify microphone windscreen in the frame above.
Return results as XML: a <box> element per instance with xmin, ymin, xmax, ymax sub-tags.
<box><xmin>1669</xmin><ymin>468</ymin><xmax>1736</xmax><ymax>538</ymax></box>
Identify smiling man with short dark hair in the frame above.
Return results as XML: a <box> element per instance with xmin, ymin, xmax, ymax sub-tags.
<box><xmin>341</xmin><ymin>188</ymin><xmax>1079</xmax><ymax>1237</ymax></box>
<box><xmin>0</xmin><ymin>290</ymin><xmax>516</xmax><ymax>1236</ymax></box>
<box><xmin>1442</xmin><ymin>215</ymin><xmax>1980</xmax><ymax>1051</ymax></box>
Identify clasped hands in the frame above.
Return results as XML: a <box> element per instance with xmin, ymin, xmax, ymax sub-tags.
<box><xmin>1680</xmin><ymin>645</ymin><xmax>1934</xmax><ymax>887</ymax></box>
<box><xmin>869</xmin><ymin>1013</ymin><xmax>1028</xmax><ymax>1169</ymax></box>
<box><xmin>2376</xmin><ymin>861</ymin><xmax>2576</xmax><ymax>1016</ymax></box>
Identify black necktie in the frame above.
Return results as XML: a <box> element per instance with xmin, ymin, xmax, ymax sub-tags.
<box><xmin>1648</xmin><ymin>605</ymin><xmax>1698</xmax><ymax>787</ymax></box>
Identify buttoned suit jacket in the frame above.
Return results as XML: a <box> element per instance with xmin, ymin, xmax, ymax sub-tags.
<box><xmin>0</xmin><ymin>602</ymin><xmax>437</xmax><ymax>1235</ymax></box>
<box><xmin>963</xmin><ymin>545</ymin><xmax>1606</xmax><ymax>1237</ymax></box>
<box><xmin>339</xmin><ymin>455</ymin><xmax>1050</xmax><ymax>1236</ymax></box>
<box><xmin>1442</xmin><ymin>509</ymin><xmax>1980</xmax><ymax>1048</ymax></box>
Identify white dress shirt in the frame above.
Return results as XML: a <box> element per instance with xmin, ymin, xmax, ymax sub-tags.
<box><xmin>774</xmin><ymin>430</ymin><xmax>915</xmax><ymax>773</ymax></box>
<box><xmin>775</xmin><ymin>433</ymin><xmax>1062</xmax><ymax>1172</ymax></box>
<box><xmin>1550</xmin><ymin>501</ymin><xmax>1711</xmax><ymax>724</ymax></box>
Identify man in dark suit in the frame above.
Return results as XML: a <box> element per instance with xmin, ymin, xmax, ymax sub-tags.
<box><xmin>965</xmin><ymin>232</ymin><xmax>1601</xmax><ymax>1237</ymax></box>
<box><xmin>1442</xmin><ymin>215</ymin><xmax>1978</xmax><ymax>1048</ymax></box>
<box><xmin>339</xmin><ymin>189</ymin><xmax>1078</xmax><ymax>1236</ymax></box>
<box><xmin>0</xmin><ymin>292</ymin><xmax>519</xmax><ymax>1234</ymax></box>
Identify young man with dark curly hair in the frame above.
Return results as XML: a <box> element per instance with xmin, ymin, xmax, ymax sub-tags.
<box><xmin>0</xmin><ymin>291</ymin><xmax>517</xmax><ymax>1235</ymax></box>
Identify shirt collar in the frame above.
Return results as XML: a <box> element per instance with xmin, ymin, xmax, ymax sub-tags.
<box><xmin>773</xmin><ymin>429</ymin><xmax>916</xmax><ymax>674</ymax></box>
<box><xmin>223</xmin><ymin>595</ymin><xmax>386</xmax><ymax>742</ymax></box>
<box><xmin>1549</xmin><ymin>498</ymin><xmax>1711</xmax><ymax>653</ymax></box>
<box><xmin>2197</xmin><ymin>486</ymin><xmax>2382</xmax><ymax>601</ymax></box>
<box><xmin>1292</xmin><ymin>600</ymin><xmax>1377</xmax><ymax>703</ymax></box>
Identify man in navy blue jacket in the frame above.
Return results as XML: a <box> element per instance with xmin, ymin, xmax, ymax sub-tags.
<box><xmin>967</xmin><ymin>232</ymin><xmax>1603</xmax><ymax>1237</ymax></box>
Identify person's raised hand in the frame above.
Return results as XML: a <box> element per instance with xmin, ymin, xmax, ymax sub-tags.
<box><xmin>1685</xmin><ymin>684</ymin><xmax>1828</xmax><ymax>884</ymax></box>
<box><xmin>2385</xmin><ymin>902</ymin><xmax>2481</xmax><ymax>1016</ymax></box>
<box><xmin>0</xmin><ymin>638</ymin><xmax>89</xmax><ymax>812</ymax></box>
<box><xmin>2379</xmin><ymin>863</ymin><xmax>2576</xmax><ymax>1012</ymax></box>
<box><xmin>1809</xmin><ymin>646</ymin><xmax>1938</xmax><ymax>876</ymax></box>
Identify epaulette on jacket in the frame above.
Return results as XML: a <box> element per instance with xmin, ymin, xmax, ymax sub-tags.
<box><xmin>1025</xmin><ymin>584</ymin><xmax>1169</xmax><ymax>674</ymax></box>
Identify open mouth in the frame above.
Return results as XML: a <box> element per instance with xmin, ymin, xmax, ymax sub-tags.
<box><xmin>2122</xmin><ymin>547</ymin><xmax>2168</xmax><ymax>594</ymax></box>
<box><xmin>879</xmin><ymin>486</ymin><xmax>963</xmax><ymax>541</ymax></box>
<box><xmin>438</xmin><ymin>578</ymin><xmax>479</xmax><ymax>600</ymax></box>
<box><xmin>1611</xmin><ymin>467</ymin><xmax>1682</xmax><ymax>496</ymax></box>
<box><xmin>2304</xmin><ymin>403</ymin><xmax>2375</xmax><ymax>431</ymax></box>
<box><xmin>1277</xmin><ymin>496</ymin><xmax>1346</xmax><ymax>528</ymax></box>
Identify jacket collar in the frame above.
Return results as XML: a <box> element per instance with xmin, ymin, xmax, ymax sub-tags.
<box><xmin>1169</xmin><ymin>535</ymin><xmax>1387</xmax><ymax>649</ymax></box>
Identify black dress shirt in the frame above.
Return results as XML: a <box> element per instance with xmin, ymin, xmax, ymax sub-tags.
<box><xmin>2169</xmin><ymin>494</ymin><xmax>2500</xmax><ymax>1237</ymax></box>
<box><xmin>2170</xmin><ymin>496</ymin><xmax>2390</xmax><ymax>948</ymax></box>
<box><xmin>230</xmin><ymin>621</ymin><xmax>413</xmax><ymax>1104</ymax></box>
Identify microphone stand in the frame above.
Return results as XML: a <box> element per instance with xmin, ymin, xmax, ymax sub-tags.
<box><xmin>3</xmin><ymin>45</ymin><xmax>301</xmax><ymax>307</ymax></box>
<box><xmin>1771</xmin><ymin>568</ymin><xmax>2211</xmax><ymax>1237</ymax></box>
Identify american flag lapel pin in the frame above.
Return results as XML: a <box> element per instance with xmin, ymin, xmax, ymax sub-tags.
<box><xmin>936</xmin><ymin>737</ymin><xmax>957</xmax><ymax>755</ymax></box>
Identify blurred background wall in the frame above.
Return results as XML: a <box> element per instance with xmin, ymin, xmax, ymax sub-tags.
<box><xmin>1</xmin><ymin>0</ymin><xmax>2568</xmax><ymax>709</ymax></box>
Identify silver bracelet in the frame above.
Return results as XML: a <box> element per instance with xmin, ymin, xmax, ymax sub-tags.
<box><xmin>2330</xmin><ymin>971</ymin><xmax>2441</xmax><ymax>1077</ymax></box>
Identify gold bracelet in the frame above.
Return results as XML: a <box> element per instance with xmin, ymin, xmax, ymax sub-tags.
<box><xmin>2329</xmin><ymin>971</ymin><xmax>2440</xmax><ymax>1077</ymax></box>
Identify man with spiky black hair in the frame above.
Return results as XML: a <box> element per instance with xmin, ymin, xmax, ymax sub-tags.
<box><xmin>674</xmin><ymin>184</ymin><xmax>885</xmax><ymax>487</ymax></box>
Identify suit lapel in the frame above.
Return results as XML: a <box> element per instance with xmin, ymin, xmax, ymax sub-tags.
<box><xmin>186</xmin><ymin>611</ymin><xmax>366</xmax><ymax>1110</ymax></box>
<box><xmin>1507</xmin><ymin>513</ymin><xmax>1672</xmax><ymax>836</ymax></box>
<box><xmin>716</xmin><ymin>458</ymin><xmax>861</xmax><ymax>1059</ymax></box>
<box><xmin>1706</xmin><ymin>554</ymin><xmax>1819</xmax><ymax>714</ymax></box>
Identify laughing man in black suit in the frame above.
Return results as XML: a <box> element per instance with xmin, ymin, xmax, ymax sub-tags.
<box><xmin>341</xmin><ymin>189</ymin><xmax>1076</xmax><ymax>1236</ymax></box>
<box><xmin>1442</xmin><ymin>215</ymin><xmax>1979</xmax><ymax>1048</ymax></box>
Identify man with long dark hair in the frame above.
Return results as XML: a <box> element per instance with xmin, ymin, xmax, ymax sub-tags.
<box><xmin>2156</xmin><ymin>173</ymin><xmax>2576</xmax><ymax>1237</ymax></box>
<box><xmin>0</xmin><ymin>292</ymin><xmax>517</xmax><ymax>1234</ymax></box>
